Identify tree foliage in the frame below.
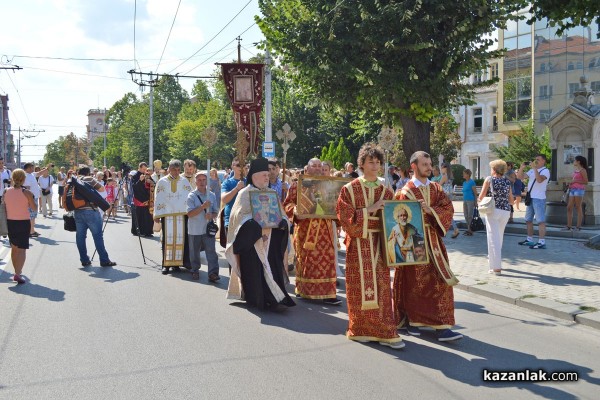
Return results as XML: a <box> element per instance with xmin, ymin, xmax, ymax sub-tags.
<box><xmin>491</xmin><ymin>119</ymin><xmax>551</xmax><ymax>165</ymax></box>
<box><xmin>43</xmin><ymin>132</ymin><xmax>89</xmax><ymax>170</ymax></box>
<box><xmin>430</xmin><ymin>115</ymin><xmax>462</xmax><ymax>165</ymax></box>
<box><xmin>320</xmin><ymin>137</ymin><xmax>352</xmax><ymax>170</ymax></box>
<box><xmin>258</xmin><ymin>0</ymin><xmax>521</xmax><ymax>159</ymax></box>
<box><xmin>526</xmin><ymin>0</ymin><xmax>600</xmax><ymax>38</ymax></box>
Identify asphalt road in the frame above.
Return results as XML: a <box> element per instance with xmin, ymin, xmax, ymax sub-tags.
<box><xmin>1</xmin><ymin>208</ymin><xmax>599</xmax><ymax>400</ymax></box>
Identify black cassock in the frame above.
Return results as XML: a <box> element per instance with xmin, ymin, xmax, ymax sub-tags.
<box><xmin>233</xmin><ymin>219</ymin><xmax>296</xmax><ymax>310</ymax></box>
<box><xmin>131</xmin><ymin>172</ymin><xmax>154</xmax><ymax>236</ymax></box>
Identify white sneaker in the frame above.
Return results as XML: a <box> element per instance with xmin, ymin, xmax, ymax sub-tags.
<box><xmin>380</xmin><ymin>341</ymin><xmax>405</xmax><ymax>349</ymax></box>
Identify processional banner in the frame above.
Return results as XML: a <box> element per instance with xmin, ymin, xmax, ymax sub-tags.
<box><xmin>221</xmin><ymin>63</ymin><xmax>265</xmax><ymax>156</ymax></box>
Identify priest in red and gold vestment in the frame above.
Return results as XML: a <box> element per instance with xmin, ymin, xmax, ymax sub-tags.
<box><xmin>283</xmin><ymin>158</ymin><xmax>341</xmax><ymax>305</ymax></box>
<box><xmin>336</xmin><ymin>144</ymin><xmax>404</xmax><ymax>349</ymax></box>
<box><xmin>393</xmin><ymin>151</ymin><xmax>462</xmax><ymax>342</ymax></box>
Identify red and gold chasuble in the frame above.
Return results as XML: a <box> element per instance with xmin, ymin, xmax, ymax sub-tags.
<box><xmin>284</xmin><ymin>182</ymin><xmax>337</xmax><ymax>299</ymax></box>
<box><xmin>393</xmin><ymin>180</ymin><xmax>457</xmax><ymax>328</ymax></box>
<box><xmin>336</xmin><ymin>179</ymin><xmax>400</xmax><ymax>343</ymax></box>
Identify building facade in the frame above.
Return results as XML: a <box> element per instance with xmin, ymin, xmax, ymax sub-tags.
<box><xmin>0</xmin><ymin>95</ymin><xmax>15</xmax><ymax>165</ymax></box>
<box><xmin>456</xmin><ymin>16</ymin><xmax>600</xmax><ymax>180</ymax></box>
<box><xmin>87</xmin><ymin>108</ymin><xmax>107</xmax><ymax>145</ymax></box>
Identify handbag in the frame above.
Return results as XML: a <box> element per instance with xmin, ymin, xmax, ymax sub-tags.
<box><xmin>470</xmin><ymin>207</ymin><xmax>485</xmax><ymax>232</ymax></box>
<box><xmin>0</xmin><ymin>201</ymin><xmax>8</xmax><ymax>236</ymax></box>
<box><xmin>153</xmin><ymin>220</ymin><xmax>162</xmax><ymax>233</ymax></box>
<box><xmin>63</xmin><ymin>212</ymin><xmax>76</xmax><ymax>232</ymax></box>
<box><xmin>524</xmin><ymin>167</ymin><xmax>546</xmax><ymax>206</ymax></box>
<box><xmin>206</xmin><ymin>220</ymin><xmax>219</xmax><ymax>237</ymax></box>
<box><xmin>561</xmin><ymin>187</ymin><xmax>569</xmax><ymax>203</ymax></box>
<box><xmin>41</xmin><ymin>176</ymin><xmax>52</xmax><ymax>196</ymax></box>
<box><xmin>478</xmin><ymin>177</ymin><xmax>495</xmax><ymax>215</ymax></box>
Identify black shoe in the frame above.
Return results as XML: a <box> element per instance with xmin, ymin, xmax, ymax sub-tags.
<box><xmin>323</xmin><ymin>297</ymin><xmax>342</xmax><ymax>306</ymax></box>
<box><xmin>81</xmin><ymin>261</ymin><xmax>92</xmax><ymax>267</ymax></box>
<box><xmin>161</xmin><ymin>267</ymin><xmax>170</xmax><ymax>275</ymax></box>
<box><xmin>172</xmin><ymin>266</ymin><xmax>181</xmax><ymax>273</ymax></box>
<box><xmin>100</xmin><ymin>261</ymin><xmax>117</xmax><ymax>267</ymax></box>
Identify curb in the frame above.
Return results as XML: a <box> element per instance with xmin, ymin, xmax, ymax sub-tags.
<box><xmin>456</xmin><ymin>276</ymin><xmax>600</xmax><ymax>330</ymax></box>
<box><xmin>338</xmin><ymin>249</ymin><xmax>600</xmax><ymax>331</ymax></box>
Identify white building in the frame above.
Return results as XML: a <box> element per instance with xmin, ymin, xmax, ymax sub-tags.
<box><xmin>454</xmin><ymin>61</ymin><xmax>507</xmax><ymax>179</ymax></box>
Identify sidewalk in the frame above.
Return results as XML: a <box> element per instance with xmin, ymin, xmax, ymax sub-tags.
<box><xmin>338</xmin><ymin>201</ymin><xmax>600</xmax><ymax>330</ymax></box>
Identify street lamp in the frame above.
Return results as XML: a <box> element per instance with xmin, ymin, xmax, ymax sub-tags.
<box><xmin>275</xmin><ymin>123</ymin><xmax>296</xmax><ymax>192</ymax></box>
<box><xmin>378</xmin><ymin>126</ymin><xmax>398</xmax><ymax>187</ymax></box>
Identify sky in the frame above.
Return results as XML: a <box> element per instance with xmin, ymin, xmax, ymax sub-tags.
<box><xmin>0</xmin><ymin>0</ymin><xmax>265</xmax><ymax>163</ymax></box>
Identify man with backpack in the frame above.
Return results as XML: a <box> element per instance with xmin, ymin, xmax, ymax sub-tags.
<box><xmin>64</xmin><ymin>166</ymin><xmax>116</xmax><ymax>267</ymax></box>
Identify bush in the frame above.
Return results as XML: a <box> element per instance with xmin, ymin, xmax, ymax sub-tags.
<box><xmin>474</xmin><ymin>178</ymin><xmax>485</xmax><ymax>186</ymax></box>
<box><xmin>450</xmin><ymin>164</ymin><xmax>466</xmax><ymax>186</ymax></box>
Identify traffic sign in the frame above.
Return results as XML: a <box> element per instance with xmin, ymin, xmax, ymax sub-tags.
<box><xmin>262</xmin><ymin>141</ymin><xmax>275</xmax><ymax>158</ymax></box>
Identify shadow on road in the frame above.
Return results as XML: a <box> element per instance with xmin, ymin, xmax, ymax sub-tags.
<box><xmin>389</xmin><ymin>334</ymin><xmax>600</xmax><ymax>400</ymax></box>
<box><xmin>81</xmin><ymin>266</ymin><xmax>140</xmax><ymax>283</ymax></box>
<box><xmin>7</xmin><ymin>281</ymin><xmax>66</xmax><ymax>302</ymax></box>
<box><xmin>456</xmin><ymin>301</ymin><xmax>557</xmax><ymax>327</ymax></box>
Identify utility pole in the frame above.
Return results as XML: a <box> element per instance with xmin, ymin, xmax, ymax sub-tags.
<box><xmin>17</xmin><ymin>128</ymin><xmax>45</xmax><ymax>167</ymax></box>
<box><xmin>236</xmin><ymin>36</ymin><xmax>242</xmax><ymax>63</ymax></box>
<box><xmin>127</xmin><ymin>70</ymin><xmax>214</xmax><ymax>166</ymax></box>
<box><xmin>264</xmin><ymin>46</ymin><xmax>272</xmax><ymax>143</ymax></box>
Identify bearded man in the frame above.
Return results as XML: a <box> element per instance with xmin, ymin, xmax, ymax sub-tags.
<box><xmin>393</xmin><ymin>151</ymin><xmax>462</xmax><ymax>342</ymax></box>
<box><xmin>154</xmin><ymin>159</ymin><xmax>193</xmax><ymax>274</ymax></box>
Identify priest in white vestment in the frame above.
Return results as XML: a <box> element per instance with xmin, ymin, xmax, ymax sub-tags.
<box><xmin>154</xmin><ymin>159</ymin><xmax>193</xmax><ymax>274</ymax></box>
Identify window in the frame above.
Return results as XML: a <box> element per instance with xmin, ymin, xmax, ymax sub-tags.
<box><xmin>576</xmin><ymin>61</ymin><xmax>583</xmax><ymax>70</ymax></box>
<box><xmin>539</xmin><ymin>109</ymin><xmax>552</xmax><ymax>122</ymax></box>
<box><xmin>473</xmin><ymin>108</ymin><xmax>482</xmax><ymax>132</ymax></box>
<box><xmin>490</xmin><ymin>63</ymin><xmax>499</xmax><ymax>79</ymax></box>
<box><xmin>568</xmin><ymin>62</ymin><xmax>575</xmax><ymax>71</ymax></box>
<box><xmin>492</xmin><ymin>107</ymin><xmax>498</xmax><ymax>131</ymax></box>
<box><xmin>475</xmin><ymin>70</ymin><xmax>486</xmax><ymax>84</ymax></box>
<box><xmin>589</xmin><ymin>58</ymin><xmax>597</xmax><ymax>69</ymax></box>
<box><xmin>569</xmin><ymin>83</ymin><xmax>580</xmax><ymax>97</ymax></box>
<box><xmin>591</xmin><ymin>81</ymin><xmax>600</xmax><ymax>92</ymax></box>
<box><xmin>540</xmin><ymin>63</ymin><xmax>546</xmax><ymax>72</ymax></box>
<box><xmin>539</xmin><ymin>85</ymin><xmax>553</xmax><ymax>99</ymax></box>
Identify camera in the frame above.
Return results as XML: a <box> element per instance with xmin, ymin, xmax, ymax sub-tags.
<box><xmin>121</xmin><ymin>162</ymin><xmax>132</xmax><ymax>175</ymax></box>
<box><xmin>524</xmin><ymin>161</ymin><xmax>530</xmax><ymax>166</ymax></box>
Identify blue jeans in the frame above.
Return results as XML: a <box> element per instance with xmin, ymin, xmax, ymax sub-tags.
<box><xmin>188</xmin><ymin>234</ymin><xmax>219</xmax><ymax>276</ymax></box>
<box><xmin>74</xmin><ymin>209</ymin><xmax>111</xmax><ymax>264</ymax></box>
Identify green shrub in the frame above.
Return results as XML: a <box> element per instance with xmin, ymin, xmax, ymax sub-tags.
<box><xmin>450</xmin><ymin>164</ymin><xmax>466</xmax><ymax>186</ymax></box>
<box><xmin>474</xmin><ymin>178</ymin><xmax>485</xmax><ymax>186</ymax></box>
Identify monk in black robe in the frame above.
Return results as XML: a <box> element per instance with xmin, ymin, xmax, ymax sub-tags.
<box><xmin>225</xmin><ymin>158</ymin><xmax>295</xmax><ymax>310</ymax></box>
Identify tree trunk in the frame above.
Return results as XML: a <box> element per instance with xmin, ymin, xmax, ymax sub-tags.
<box><xmin>399</xmin><ymin>116</ymin><xmax>432</xmax><ymax>162</ymax></box>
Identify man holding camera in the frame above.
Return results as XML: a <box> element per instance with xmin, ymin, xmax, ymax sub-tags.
<box><xmin>131</xmin><ymin>162</ymin><xmax>154</xmax><ymax>236</ymax></box>
<box><xmin>517</xmin><ymin>154</ymin><xmax>550</xmax><ymax>249</ymax></box>
<box><xmin>186</xmin><ymin>172</ymin><xmax>220</xmax><ymax>282</ymax></box>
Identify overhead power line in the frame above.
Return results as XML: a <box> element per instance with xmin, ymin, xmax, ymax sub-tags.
<box><xmin>168</xmin><ymin>0</ymin><xmax>253</xmax><ymax>74</ymax></box>
<box><xmin>183</xmin><ymin>23</ymin><xmax>257</xmax><ymax>75</ymax></box>
<box><xmin>156</xmin><ymin>0</ymin><xmax>182</xmax><ymax>73</ymax></box>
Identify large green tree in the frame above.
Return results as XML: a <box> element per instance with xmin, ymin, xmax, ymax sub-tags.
<box><xmin>43</xmin><ymin>132</ymin><xmax>89</xmax><ymax>169</ymax></box>
<box><xmin>526</xmin><ymin>0</ymin><xmax>600</xmax><ymax>38</ymax></box>
<box><xmin>258</xmin><ymin>0</ymin><xmax>521</xmax><ymax>160</ymax></box>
